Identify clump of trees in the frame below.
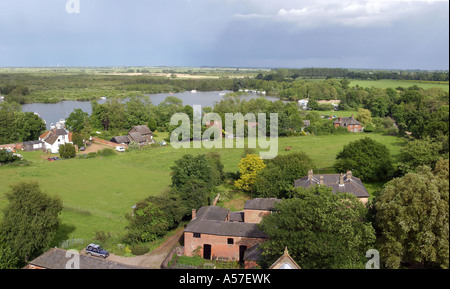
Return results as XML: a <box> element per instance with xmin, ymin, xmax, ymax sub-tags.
<box><xmin>374</xmin><ymin>159</ymin><xmax>449</xmax><ymax>269</ymax></box>
<box><xmin>0</xmin><ymin>181</ymin><xmax>63</xmax><ymax>268</ymax></box>
<box><xmin>334</xmin><ymin>137</ymin><xmax>394</xmax><ymax>182</ymax></box>
<box><xmin>253</xmin><ymin>152</ymin><xmax>315</xmax><ymax>199</ymax></box>
<box><xmin>0</xmin><ymin>102</ymin><xmax>46</xmax><ymax>145</ymax></box>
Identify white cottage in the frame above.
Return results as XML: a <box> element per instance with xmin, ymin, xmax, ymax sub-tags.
<box><xmin>39</xmin><ymin>127</ymin><xmax>73</xmax><ymax>154</ymax></box>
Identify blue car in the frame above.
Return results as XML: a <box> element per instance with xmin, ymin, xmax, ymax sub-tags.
<box><xmin>86</xmin><ymin>244</ymin><xmax>109</xmax><ymax>259</ymax></box>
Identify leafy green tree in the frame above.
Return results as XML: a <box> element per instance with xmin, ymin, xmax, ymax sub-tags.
<box><xmin>234</xmin><ymin>154</ymin><xmax>266</xmax><ymax>193</ymax></box>
<box><xmin>0</xmin><ymin>236</ymin><xmax>19</xmax><ymax>269</ymax></box>
<box><xmin>259</xmin><ymin>186</ymin><xmax>376</xmax><ymax>269</ymax></box>
<box><xmin>356</xmin><ymin>108</ymin><xmax>372</xmax><ymax>127</ymax></box>
<box><xmin>398</xmin><ymin>137</ymin><xmax>445</xmax><ymax>174</ymax></box>
<box><xmin>0</xmin><ymin>181</ymin><xmax>63</xmax><ymax>262</ymax></box>
<box><xmin>254</xmin><ymin>152</ymin><xmax>316</xmax><ymax>198</ymax></box>
<box><xmin>375</xmin><ymin>159</ymin><xmax>449</xmax><ymax>269</ymax></box>
<box><xmin>59</xmin><ymin>143</ymin><xmax>76</xmax><ymax>159</ymax></box>
<box><xmin>170</xmin><ymin>154</ymin><xmax>215</xmax><ymax>212</ymax></box>
<box><xmin>206</xmin><ymin>152</ymin><xmax>224</xmax><ymax>187</ymax></box>
<box><xmin>71</xmin><ymin>132</ymin><xmax>84</xmax><ymax>148</ymax></box>
<box><xmin>66</xmin><ymin>108</ymin><xmax>89</xmax><ymax>133</ymax></box>
<box><xmin>124</xmin><ymin>195</ymin><xmax>185</xmax><ymax>243</ymax></box>
<box><xmin>0</xmin><ymin>150</ymin><xmax>19</xmax><ymax>165</ymax></box>
<box><xmin>171</xmin><ymin>154</ymin><xmax>212</xmax><ymax>190</ymax></box>
<box><xmin>334</xmin><ymin>137</ymin><xmax>394</xmax><ymax>182</ymax></box>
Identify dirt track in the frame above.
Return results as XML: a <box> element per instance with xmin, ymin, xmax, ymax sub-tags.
<box><xmin>97</xmin><ymin>229</ymin><xmax>183</xmax><ymax>268</ymax></box>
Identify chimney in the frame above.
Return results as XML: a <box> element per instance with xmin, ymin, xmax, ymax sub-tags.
<box><xmin>192</xmin><ymin>209</ymin><xmax>196</xmax><ymax>220</ymax></box>
<box><xmin>308</xmin><ymin>169</ymin><xmax>313</xmax><ymax>180</ymax></box>
<box><xmin>347</xmin><ymin>171</ymin><xmax>352</xmax><ymax>181</ymax></box>
<box><xmin>319</xmin><ymin>176</ymin><xmax>324</xmax><ymax>185</ymax></box>
<box><xmin>339</xmin><ymin>173</ymin><xmax>344</xmax><ymax>186</ymax></box>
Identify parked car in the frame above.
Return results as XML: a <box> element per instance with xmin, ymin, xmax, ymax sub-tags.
<box><xmin>79</xmin><ymin>146</ymin><xmax>86</xmax><ymax>151</ymax></box>
<box><xmin>115</xmin><ymin>146</ymin><xmax>126</xmax><ymax>152</ymax></box>
<box><xmin>85</xmin><ymin>244</ymin><xmax>109</xmax><ymax>259</ymax></box>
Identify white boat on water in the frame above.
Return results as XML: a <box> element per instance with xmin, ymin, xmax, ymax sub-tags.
<box><xmin>191</xmin><ymin>90</ymin><xmax>198</xmax><ymax>93</ymax></box>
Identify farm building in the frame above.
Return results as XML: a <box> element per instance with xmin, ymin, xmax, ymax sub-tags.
<box><xmin>110</xmin><ymin>125</ymin><xmax>154</xmax><ymax>146</ymax></box>
<box><xmin>294</xmin><ymin>170</ymin><xmax>369</xmax><ymax>204</ymax></box>
<box><xmin>183</xmin><ymin>198</ymin><xmax>281</xmax><ymax>265</ymax></box>
<box><xmin>23</xmin><ymin>140</ymin><xmax>45</xmax><ymax>152</ymax></box>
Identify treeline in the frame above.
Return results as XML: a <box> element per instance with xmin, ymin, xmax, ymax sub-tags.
<box><xmin>0</xmin><ymin>102</ymin><xmax>46</xmax><ymax>144</ymax></box>
<box><xmin>259</xmin><ymin>68</ymin><xmax>449</xmax><ymax>81</ymax></box>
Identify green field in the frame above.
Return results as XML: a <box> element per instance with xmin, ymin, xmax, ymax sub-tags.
<box><xmin>348</xmin><ymin>79</ymin><xmax>449</xmax><ymax>92</ymax></box>
<box><xmin>0</xmin><ymin>134</ymin><xmax>405</xmax><ymax>246</ymax></box>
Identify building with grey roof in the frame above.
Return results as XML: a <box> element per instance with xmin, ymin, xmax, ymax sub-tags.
<box><xmin>183</xmin><ymin>198</ymin><xmax>280</xmax><ymax>262</ymax></box>
<box><xmin>294</xmin><ymin>170</ymin><xmax>369</xmax><ymax>204</ymax></box>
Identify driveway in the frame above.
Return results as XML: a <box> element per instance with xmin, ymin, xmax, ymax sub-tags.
<box><xmin>100</xmin><ymin>228</ymin><xmax>184</xmax><ymax>269</ymax></box>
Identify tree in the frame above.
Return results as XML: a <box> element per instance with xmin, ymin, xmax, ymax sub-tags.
<box><xmin>234</xmin><ymin>154</ymin><xmax>266</xmax><ymax>193</ymax></box>
<box><xmin>59</xmin><ymin>143</ymin><xmax>76</xmax><ymax>159</ymax></box>
<box><xmin>334</xmin><ymin>137</ymin><xmax>394</xmax><ymax>182</ymax></box>
<box><xmin>171</xmin><ymin>154</ymin><xmax>212</xmax><ymax>190</ymax></box>
<box><xmin>259</xmin><ymin>186</ymin><xmax>376</xmax><ymax>269</ymax></box>
<box><xmin>0</xmin><ymin>150</ymin><xmax>19</xmax><ymax>165</ymax></box>
<box><xmin>356</xmin><ymin>108</ymin><xmax>372</xmax><ymax>127</ymax></box>
<box><xmin>170</xmin><ymin>154</ymin><xmax>215</xmax><ymax>213</ymax></box>
<box><xmin>0</xmin><ymin>181</ymin><xmax>63</xmax><ymax>262</ymax></box>
<box><xmin>375</xmin><ymin>159</ymin><xmax>449</xmax><ymax>269</ymax></box>
<box><xmin>0</xmin><ymin>236</ymin><xmax>19</xmax><ymax>269</ymax></box>
<box><xmin>123</xmin><ymin>195</ymin><xmax>185</xmax><ymax>243</ymax></box>
<box><xmin>398</xmin><ymin>137</ymin><xmax>445</xmax><ymax>174</ymax></box>
<box><xmin>66</xmin><ymin>108</ymin><xmax>89</xmax><ymax>133</ymax></box>
<box><xmin>254</xmin><ymin>152</ymin><xmax>316</xmax><ymax>198</ymax></box>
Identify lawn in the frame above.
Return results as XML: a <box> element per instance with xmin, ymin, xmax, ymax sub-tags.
<box><xmin>0</xmin><ymin>133</ymin><xmax>404</xmax><ymax>246</ymax></box>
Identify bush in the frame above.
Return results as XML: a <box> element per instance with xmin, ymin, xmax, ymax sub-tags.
<box><xmin>98</xmin><ymin>148</ymin><xmax>116</xmax><ymax>157</ymax></box>
<box><xmin>131</xmin><ymin>244</ymin><xmax>149</xmax><ymax>256</ymax></box>
<box><xmin>59</xmin><ymin>143</ymin><xmax>76</xmax><ymax>159</ymax></box>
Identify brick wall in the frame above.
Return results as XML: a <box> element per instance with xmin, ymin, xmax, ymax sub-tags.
<box><xmin>0</xmin><ymin>143</ymin><xmax>24</xmax><ymax>150</ymax></box>
<box><xmin>91</xmin><ymin>137</ymin><xmax>129</xmax><ymax>149</ymax></box>
<box><xmin>184</xmin><ymin>232</ymin><xmax>266</xmax><ymax>261</ymax></box>
<box><xmin>244</xmin><ymin>209</ymin><xmax>271</xmax><ymax>223</ymax></box>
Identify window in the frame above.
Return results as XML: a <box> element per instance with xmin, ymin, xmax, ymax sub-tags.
<box><xmin>193</xmin><ymin>233</ymin><xmax>201</xmax><ymax>238</ymax></box>
<box><xmin>227</xmin><ymin>238</ymin><xmax>234</xmax><ymax>245</ymax></box>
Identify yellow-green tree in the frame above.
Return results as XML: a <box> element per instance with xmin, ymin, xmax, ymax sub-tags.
<box><xmin>234</xmin><ymin>154</ymin><xmax>266</xmax><ymax>193</ymax></box>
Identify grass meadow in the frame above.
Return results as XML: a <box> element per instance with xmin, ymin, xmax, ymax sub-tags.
<box><xmin>0</xmin><ymin>133</ymin><xmax>405</xmax><ymax>247</ymax></box>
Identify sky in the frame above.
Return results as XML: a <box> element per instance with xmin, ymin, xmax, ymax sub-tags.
<box><xmin>0</xmin><ymin>0</ymin><xmax>448</xmax><ymax>70</ymax></box>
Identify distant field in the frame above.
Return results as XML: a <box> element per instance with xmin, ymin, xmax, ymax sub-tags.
<box><xmin>0</xmin><ymin>133</ymin><xmax>404</xmax><ymax>245</ymax></box>
<box><xmin>348</xmin><ymin>79</ymin><xmax>449</xmax><ymax>92</ymax></box>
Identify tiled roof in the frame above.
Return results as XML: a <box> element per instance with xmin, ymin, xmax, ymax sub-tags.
<box><xmin>294</xmin><ymin>173</ymin><xmax>369</xmax><ymax>198</ymax></box>
<box><xmin>244</xmin><ymin>198</ymin><xmax>281</xmax><ymax>211</ymax></box>
<box><xmin>185</xmin><ymin>206</ymin><xmax>268</xmax><ymax>238</ymax></box>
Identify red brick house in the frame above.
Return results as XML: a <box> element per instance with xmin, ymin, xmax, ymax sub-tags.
<box><xmin>183</xmin><ymin>198</ymin><xmax>280</xmax><ymax>263</ymax></box>
<box><xmin>333</xmin><ymin>115</ymin><xmax>362</xmax><ymax>132</ymax></box>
